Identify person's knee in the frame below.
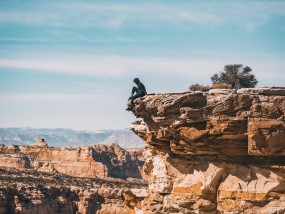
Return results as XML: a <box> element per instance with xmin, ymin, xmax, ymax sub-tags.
<box><xmin>132</xmin><ymin>86</ymin><xmax>138</xmax><ymax>94</ymax></box>
<box><xmin>133</xmin><ymin>92</ymin><xmax>143</xmax><ymax>99</ymax></box>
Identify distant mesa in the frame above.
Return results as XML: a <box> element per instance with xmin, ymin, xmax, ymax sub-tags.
<box><xmin>0</xmin><ymin>128</ymin><xmax>144</xmax><ymax>149</ymax></box>
<box><xmin>31</xmin><ymin>138</ymin><xmax>48</xmax><ymax>147</ymax></box>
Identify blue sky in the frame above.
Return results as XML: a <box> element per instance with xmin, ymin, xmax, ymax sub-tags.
<box><xmin>0</xmin><ymin>0</ymin><xmax>285</xmax><ymax>130</ymax></box>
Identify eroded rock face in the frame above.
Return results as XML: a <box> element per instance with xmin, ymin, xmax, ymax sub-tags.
<box><xmin>0</xmin><ymin>143</ymin><xmax>145</xmax><ymax>179</ymax></box>
<box><xmin>0</xmin><ymin>143</ymin><xmax>147</xmax><ymax>214</ymax></box>
<box><xmin>129</xmin><ymin>87</ymin><xmax>285</xmax><ymax>213</ymax></box>
<box><xmin>0</xmin><ymin>168</ymin><xmax>147</xmax><ymax>214</ymax></box>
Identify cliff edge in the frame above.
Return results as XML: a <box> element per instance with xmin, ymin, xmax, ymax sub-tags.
<box><xmin>129</xmin><ymin>87</ymin><xmax>285</xmax><ymax>213</ymax></box>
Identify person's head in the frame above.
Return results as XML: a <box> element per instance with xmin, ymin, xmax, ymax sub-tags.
<box><xmin>133</xmin><ymin>78</ymin><xmax>140</xmax><ymax>84</ymax></box>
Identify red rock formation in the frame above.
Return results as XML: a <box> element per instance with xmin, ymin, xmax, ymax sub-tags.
<box><xmin>0</xmin><ymin>143</ymin><xmax>144</xmax><ymax>179</ymax></box>
<box><xmin>129</xmin><ymin>87</ymin><xmax>285</xmax><ymax>213</ymax></box>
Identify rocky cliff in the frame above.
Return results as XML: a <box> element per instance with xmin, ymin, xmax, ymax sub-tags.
<box><xmin>129</xmin><ymin>87</ymin><xmax>285</xmax><ymax>213</ymax></box>
<box><xmin>0</xmin><ymin>168</ymin><xmax>147</xmax><ymax>214</ymax></box>
<box><xmin>0</xmin><ymin>140</ymin><xmax>145</xmax><ymax>180</ymax></box>
<box><xmin>0</xmin><ymin>141</ymin><xmax>147</xmax><ymax>214</ymax></box>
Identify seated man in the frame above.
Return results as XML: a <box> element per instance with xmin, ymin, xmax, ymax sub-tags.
<box><xmin>126</xmin><ymin>78</ymin><xmax>147</xmax><ymax>110</ymax></box>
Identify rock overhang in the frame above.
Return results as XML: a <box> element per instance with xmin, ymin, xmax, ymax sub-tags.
<box><xmin>130</xmin><ymin>87</ymin><xmax>285</xmax><ymax>158</ymax></box>
<box><xmin>128</xmin><ymin>87</ymin><xmax>285</xmax><ymax>213</ymax></box>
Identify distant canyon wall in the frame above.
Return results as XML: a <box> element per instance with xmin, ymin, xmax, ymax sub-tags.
<box><xmin>0</xmin><ymin>141</ymin><xmax>145</xmax><ymax>180</ymax></box>
<box><xmin>0</xmin><ymin>129</ymin><xmax>144</xmax><ymax>149</ymax></box>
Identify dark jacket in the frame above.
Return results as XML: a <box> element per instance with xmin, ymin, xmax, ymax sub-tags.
<box><xmin>137</xmin><ymin>82</ymin><xmax>147</xmax><ymax>95</ymax></box>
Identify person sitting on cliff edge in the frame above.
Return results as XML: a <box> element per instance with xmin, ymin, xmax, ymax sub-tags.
<box><xmin>126</xmin><ymin>78</ymin><xmax>147</xmax><ymax>111</ymax></box>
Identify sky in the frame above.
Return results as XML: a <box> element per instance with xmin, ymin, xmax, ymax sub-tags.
<box><xmin>0</xmin><ymin>0</ymin><xmax>285</xmax><ymax>130</ymax></box>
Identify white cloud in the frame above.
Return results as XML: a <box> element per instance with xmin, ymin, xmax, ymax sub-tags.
<box><xmin>0</xmin><ymin>11</ymin><xmax>63</xmax><ymax>26</ymax></box>
<box><xmin>0</xmin><ymin>56</ymin><xmax>222</xmax><ymax>77</ymax></box>
<box><xmin>1</xmin><ymin>1</ymin><xmax>284</xmax><ymax>29</ymax></box>
<box><xmin>0</xmin><ymin>32</ymin><xmax>140</xmax><ymax>45</ymax></box>
<box><xmin>0</xmin><ymin>94</ymin><xmax>97</xmax><ymax>103</ymax></box>
<box><xmin>0</xmin><ymin>37</ymin><xmax>52</xmax><ymax>43</ymax></box>
<box><xmin>0</xmin><ymin>54</ymin><xmax>284</xmax><ymax>87</ymax></box>
<box><xmin>78</xmin><ymin>35</ymin><xmax>138</xmax><ymax>43</ymax></box>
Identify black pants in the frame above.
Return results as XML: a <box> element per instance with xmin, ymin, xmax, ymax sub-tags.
<box><xmin>130</xmin><ymin>87</ymin><xmax>145</xmax><ymax>104</ymax></box>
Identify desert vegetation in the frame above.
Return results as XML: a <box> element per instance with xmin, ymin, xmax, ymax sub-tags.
<box><xmin>189</xmin><ymin>64</ymin><xmax>258</xmax><ymax>92</ymax></box>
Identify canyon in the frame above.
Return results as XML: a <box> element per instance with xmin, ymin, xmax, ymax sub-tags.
<box><xmin>0</xmin><ymin>168</ymin><xmax>147</xmax><ymax>214</ymax></box>
<box><xmin>129</xmin><ymin>87</ymin><xmax>285</xmax><ymax>213</ymax></box>
<box><xmin>1</xmin><ymin>87</ymin><xmax>285</xmax><ymax>213</ymax></box>
<box><xmin>0</xmin><ymin>140</ymin><xmax>145</xmax><ymax>179</ymax></box>
<box><xmin>0</xmin><ymin>141</ymin><xmax>146</xmax><ymax>213</ymax></box>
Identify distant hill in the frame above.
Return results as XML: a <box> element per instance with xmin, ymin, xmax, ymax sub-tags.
<box><xmin>0</xmin><ymin>128</ymin><xmax>145</xmax><ymax>149</ymax></box>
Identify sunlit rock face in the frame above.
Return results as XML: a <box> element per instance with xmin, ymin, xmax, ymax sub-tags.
<box><xmin>0</xmin><ymin>168</ymin><xmax>147</xmax><ymax>214</ymax></box>
<box><xmin>0</xmin><ymin>143</ymin><xmax>145</xmax><ymax>180</ymax></box>
<box><xmin>129</xmin><ymin>87</ymin><xmax>285</xmax><ymax>213</ymax></box>
<box><xmin>0</xmin><ymin>143</ymin><xmax>147</xmax><ymax>214</ymax></box>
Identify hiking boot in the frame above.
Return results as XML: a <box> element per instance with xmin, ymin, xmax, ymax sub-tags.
<box><xmin>126</xmin><ymin>106</ymin><xmax>133</xmax><ymax>111</ymax></box>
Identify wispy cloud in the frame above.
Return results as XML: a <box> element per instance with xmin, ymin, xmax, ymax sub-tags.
<box><xmin>0</xmin><ymin>56</ymin><xmax>222</xmax><ymax>76</ymax></box>
<box><xmin>0</xmin><ymin>35</ymin><xmax>140</xmax><ymax>44</ymax></box>
<box><xmin>78</xmin><ymin>35</ymin><xmax>139</xmax><ymax>43</ymax></box>
<box><xmin>0</xmin><ymin>11</ymin><xmax>63</xmax><ymax>26</ymax></box>
<box><xmin>0</xmin><ymin>37</ymin><xmax>53</xmax><ymax>43</ymax></box>
<box><xmin>0</xmin><ymin>54</ymin><xmax>284</xmax><ymax>86</ymax></box>
<box><xmin>0</xmin><ymin>94</ymin><xmax>97</xmax><ymax>103</ymax></box>
<box><xmin>1</xmin><ymin>1</ymin><xmax>284</xmax><ymax>30</ymax></box>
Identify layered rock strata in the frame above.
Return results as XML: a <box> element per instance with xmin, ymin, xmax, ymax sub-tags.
<box><xmin>129</xmin><ymin>87</ymin><xmax>285</xmax><ymax>213</ymax></box>
<box><xmin>0</xmin><ymin>143</ymin><xmax>145</xmax><ymax>179</ymax></box>
<box><xmin>0</xmin><ymin>168</ymin><xmax>147</xmax><ymax>214</ymax></box>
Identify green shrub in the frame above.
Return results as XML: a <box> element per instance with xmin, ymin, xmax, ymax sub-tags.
<box><xmin>211</xmin><ymin>64</ymin><xmax>258</xmax><ymax>89</ymax></box>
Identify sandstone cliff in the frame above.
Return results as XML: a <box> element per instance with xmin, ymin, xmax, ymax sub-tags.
<box><xmin>0</xmin><ymin>168</ymin><xmax>147</xmax><ymax>214</ymax></box>
<box><xmin>0</xmin><ymin>142</ymin><xmax>147</xmax><ymax>214</ymax></box>
<box><xmin>0</xmin><ymin>141</ymin><xmax>145</xmax><ymax>180</ymax></box>
<box><xmin>129</xmin><ymin>87</ymin><xmax>285</xmax><ymax>213</ymax></box>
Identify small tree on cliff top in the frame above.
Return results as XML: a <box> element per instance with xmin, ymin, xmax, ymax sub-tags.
<box><xmin>211</xmin><ymin>64</ymin><xmax>258</xmax><ymax>89</ymax></box>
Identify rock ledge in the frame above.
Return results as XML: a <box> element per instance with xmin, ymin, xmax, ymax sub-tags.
<box><xmin>129</xmin><ymin>87</ymin><xmax>285</xmax><ymax>213</ymax></box>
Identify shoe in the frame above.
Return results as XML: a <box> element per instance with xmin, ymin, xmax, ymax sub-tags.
<box><xmin>126</xmin><ymin>107</ymin><xmax>133</xmax><ymax>111</ymax></box>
